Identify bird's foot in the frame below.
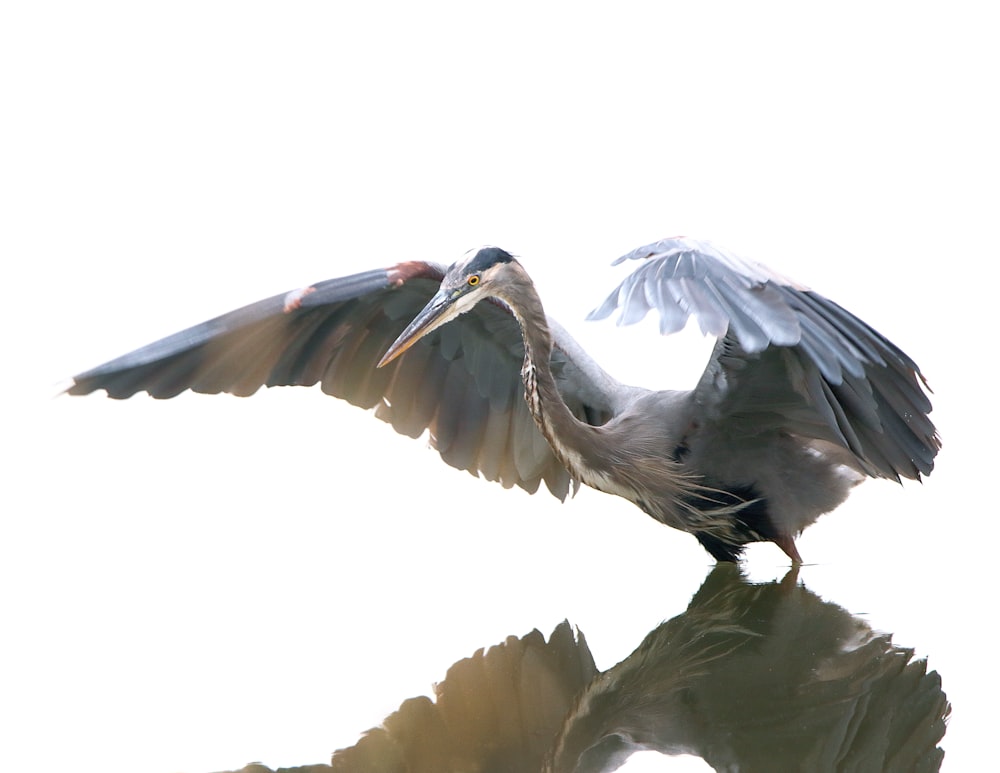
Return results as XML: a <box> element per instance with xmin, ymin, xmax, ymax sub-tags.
<box><xmin>774</xmin><ymin>534</ymin><xmax>803</xmax><ymax>565</ymax></box>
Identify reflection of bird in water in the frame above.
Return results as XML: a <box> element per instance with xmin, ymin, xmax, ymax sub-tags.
<box><xmin>68</xmin><ymin>238</ymin><xmax>938</xmax><ymax>560</ymax></box>
<box><xmin>331</xmin><ymin>621</ymin><xmax>598</xmax><ymax>773</ymax></box>
<box><xmin>211</xmin><ymin>622</ymin><xmax>598</xmax><ymax>773</ymax></box>
<box><xmin>216</xmin><ymin>566</ymin><xmax>948</xmax><ymax>773</ymax></box>
<box><xmin>546</xmin><ymin>565</ymin><xmax>950</xmax><ymax>772</ymax></box>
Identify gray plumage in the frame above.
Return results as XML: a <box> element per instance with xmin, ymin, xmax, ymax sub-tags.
<box><xmin>67</xmin><ymin>238</ymin><xmax>939</xmax><ymax>561</ymax></box>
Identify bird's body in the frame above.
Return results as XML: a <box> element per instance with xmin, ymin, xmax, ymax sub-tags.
<box><xmin>68</xmin><ymin>238</ymin><xmax>939</xmax><ymax>561</ymax></box>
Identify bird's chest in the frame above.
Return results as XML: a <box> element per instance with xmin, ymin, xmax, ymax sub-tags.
<box><xmin>522</xmin><ymin>365</ymin><xmax>638</xmax><ymax>499</ymax></box>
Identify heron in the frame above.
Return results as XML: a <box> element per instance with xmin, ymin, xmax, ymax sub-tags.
<box><xmin>67</xmin><ymin>238</ymin><xmax>939</xmax><ymax>562</ymax></box>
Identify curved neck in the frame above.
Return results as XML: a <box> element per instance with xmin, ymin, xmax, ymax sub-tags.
<box><xmin>497</xmin><ymin>264</ymin><xmax>592</xmax><ymax>473</ymax></box>
<box><xmin>494</xmin><ymin>262</ymin><xmax>701</xmax><ymax>528</ymax></box>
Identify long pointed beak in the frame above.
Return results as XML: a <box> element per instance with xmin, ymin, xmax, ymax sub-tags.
<box><xmin>377</xmin><ymin>289</ymin><xmax>458</xmax><ymax>368</ymax></box>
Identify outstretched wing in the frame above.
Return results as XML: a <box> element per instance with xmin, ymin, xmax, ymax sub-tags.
<box><xmin>588</xmin><ymin>237</ymin><xmax>939</xmax><ymax>481</ymax></box>
<box><xmin>68</xmin><ymin>262</ymin><xmax>614</xmax><ymax>499</ymax></box>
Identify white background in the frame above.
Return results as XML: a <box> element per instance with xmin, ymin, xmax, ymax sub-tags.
<box><xmin>2</xmin><ymin>3</ymin><xmax>996</xmax><ymax>772</ymax></box>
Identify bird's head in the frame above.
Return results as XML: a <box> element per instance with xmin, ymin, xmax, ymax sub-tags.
<box><xmin>378</xmin><ymin>246</ymin><xmax>518</xmax><ymax>367</ymax></box>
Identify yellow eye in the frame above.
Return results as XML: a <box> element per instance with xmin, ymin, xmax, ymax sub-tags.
<box><xmin>468</xmin><ymin>274</ymin><xmax>480</xmax><ymax>286</ymax></box>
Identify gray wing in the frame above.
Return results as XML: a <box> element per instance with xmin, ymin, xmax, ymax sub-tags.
<box><xmin>68</xmin><ymin>261</ymin><xmax>615</xmax><ymax>499</ymax></box>
<box><xmin>588</xmin><ymin>237</ymin><xmax>939</xmax><ymax>481</ymax></box>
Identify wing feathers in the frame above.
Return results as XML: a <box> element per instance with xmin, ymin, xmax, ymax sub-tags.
<box><xmin>68</xmin><ymin>262</ymin><xmax>611</xmax><ymax>500</ymax></box>
<box><xmin>594</xmin><ymin>237</ymin><xmax>938</xmax><ymax>481</ymax></box>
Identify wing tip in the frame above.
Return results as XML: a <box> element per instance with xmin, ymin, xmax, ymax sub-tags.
<box><xmin>53</xmin><ymin>377</ymin><xmax>79</xmax><ymax>398</ymax></box>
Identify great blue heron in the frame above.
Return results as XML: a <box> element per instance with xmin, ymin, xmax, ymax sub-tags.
<box><xmin>67</xmin><ymin>238</ymin><xmax>939</xmax><ymax>561</ymax></box>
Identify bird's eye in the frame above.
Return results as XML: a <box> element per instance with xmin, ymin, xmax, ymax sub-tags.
<box><xmin>468</xmin><ymin>275</ymin><xmax>480</xmax><ymax>286</ymax></box>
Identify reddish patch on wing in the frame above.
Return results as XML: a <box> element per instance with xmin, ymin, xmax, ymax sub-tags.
<box><xmin>387</xmin><ymin>261</ymin><xmax>444</xmax><ymax>287</ymax></box>
<box><xmin>283</xmin><ymin>285</ymin><xmax>316</xmax><ymax>313</ymax></box>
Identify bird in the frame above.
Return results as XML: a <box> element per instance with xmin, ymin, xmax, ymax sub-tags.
<box><xmin>67</xmin><ymin>237</ymin><xmax>939</xmax><ymax>562</ymax></box>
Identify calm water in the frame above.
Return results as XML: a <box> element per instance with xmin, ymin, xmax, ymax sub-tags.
<box><xmin>321</xmin><ymin>564</ymin><xmax>948</xmax><ymax>772</ymax></box>
<box><xmin>8</xmin><ymin>388</ymin><xmax>964</xmax><ymax>772</ymax></box>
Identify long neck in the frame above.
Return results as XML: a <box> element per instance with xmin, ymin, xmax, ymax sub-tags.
<box><xmin>494</xmin><ymin>262</ymin><xmax>709</xmax><ymax>531</ymax></box>
<box><xmin>496</xmin><ymin>263</ymin><xmax>700</xmax><ymax>524</ymax></box>
<box><xmin>497</xmin><ymin>264</ymin><xmax>593</xmax><ymax>475</ymax></box>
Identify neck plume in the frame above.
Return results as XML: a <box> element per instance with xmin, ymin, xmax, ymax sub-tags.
<box><xmin>494</xmin><ymin>263</ymin><xmax>594</xmax><ymax>480</ymax></box>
